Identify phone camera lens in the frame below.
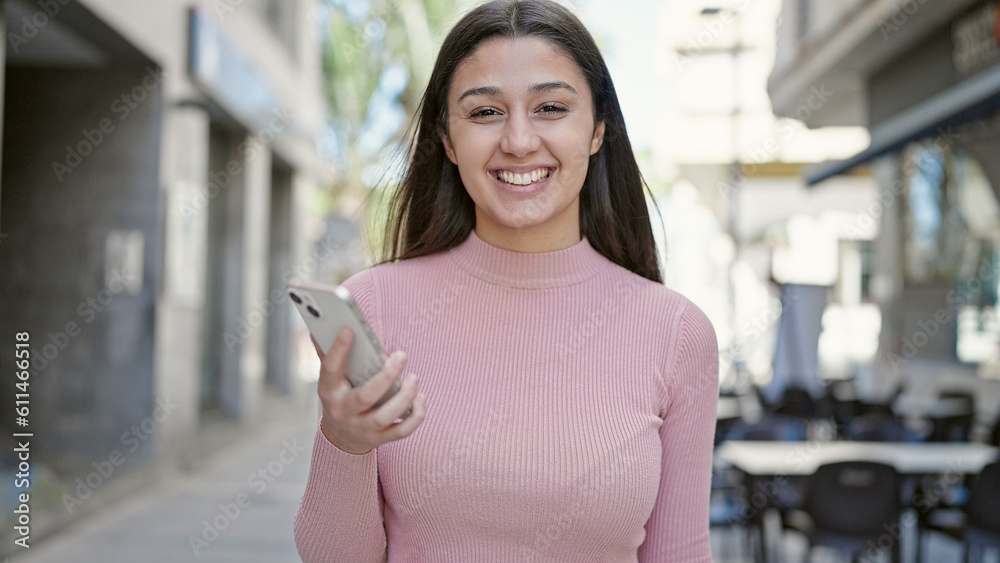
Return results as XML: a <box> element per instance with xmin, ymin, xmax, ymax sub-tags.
<box><xmin>289</xmin><ymin>292</ymin><xmax>302</xmax><ymax>304</ymax></box>
<box><xmin>307</xmin><ymin>305</ymin><xmax>320</xmax><ymax>318</ymax></box>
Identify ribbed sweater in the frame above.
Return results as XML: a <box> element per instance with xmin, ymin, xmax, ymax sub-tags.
<box><xmin>294</xmin><ymin>230</ymin><xmax>719</xmax><ymax>562</ymax></box>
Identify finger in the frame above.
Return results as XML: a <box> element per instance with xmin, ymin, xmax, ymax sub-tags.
<box><xmin>350</xmin><ymin>351</ymin><xmax>406</xmax><ymax>412</ymax></box>
<box><xmin>377</xmin><ymin>393</ymin><xmax>427</xmax><ymax>442</ymax></box>
<box><xmin>365</xmin><ymin>374</ymin><xmax>419</xmax><ymax>429</ymax></box>
<box><xmin>318</xmin><ymin>327</ymin><xmax>354</xmax><ymax>393</ymax></box>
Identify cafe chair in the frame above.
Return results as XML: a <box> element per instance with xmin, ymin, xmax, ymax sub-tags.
<box><xmin>966</xmin><ymin>461</ymin><xmax>1000</xmax><ymax>561</ymax></box>
<box><xmin>725</xmin><ymin>415</ymin><xmax>807</xmax><ymax>442</ymax></box>
<box><xmin>771</xmin><ymin>387</ymin><xmax>819</xmax><ymax>420</ymax></box>
<box><xmin>783</xmin><ymin>461</ymin><xmax>901</xmax><ymax>562</ymax></box>
<box><xmin>842</xmin><ymin>413</ymin><xmax>911</xmax><ymax>442</ymax></box>
<box><xmin>918</xmin><ymin>461</ymin><xmax>1000</xmax><ymax>562</ymax></box>
<box><xmin>724</xmin><ymin>416</ymin><xmax>807</xmax><ymax>514</ymax></box>
<box><xmin>714</xmin><ymin>417</ymin><xmax>741</xmax><ymax>446</ymax></box>
<box><xmin>857</xmin><ymin>382</ymin><xmax>904</xmax><ymax>420</ymax></box>
<box><xmin>913</xmin><ymin>477</ymin><xmax>968</xmax><ymax>562</ymax></box>
<box><xmin>721</xmin><ymin>415</ymin><xmax>809</xmax><ymax>560</ymax></box>
<box><xmin>830</xmin><ymin>398</ymin><xmax>863</xmax><ymax>431</ymax></box>
<box><xmin>858</xmin><ymin>401</ymin><xmax>896</xmax><ymax>419</ymax></box>
<box><xmin>710</xmin><ymin>467</ymin><xmax>751</xmax><ymax>561</ymax></box>
<box><xmin>990</xmin><ymin>415</ymin><xmax>999</xmax><ymax>447</ymax></box>
<box><xmin>927</xmin><ymin>391</ymin><xmax>975</xmax><ymax>442</ymax></box>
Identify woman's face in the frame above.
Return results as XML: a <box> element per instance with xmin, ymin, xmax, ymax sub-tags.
<box><xmin>442</xmin><ymin>36</ymin><xmax>605</xmax><ymax>251</ymax></box>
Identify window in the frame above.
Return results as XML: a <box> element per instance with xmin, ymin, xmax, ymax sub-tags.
<box><xmin>246</xmin><ymin>0</ymin><xmax>298</xmax><ymax>58</ymax></box>
<box><xmin>859</xmin><ymin>239</ymin><xmax>874</xmax><ymax>303</ymax></box>
<box><xmin>901</xmin><ymin>141</ymin><xmax>968</xmax><ymax>284</ymax></box>
<box><xmin>797</xmin><ymin>0</ymin><xmax>810</xmax><ymax>39</ymax></box>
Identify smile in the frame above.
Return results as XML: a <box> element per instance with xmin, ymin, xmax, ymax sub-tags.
<box><xmin>495</xmin><ymin>168</ymin><xmax>551</xmax><ymax>186</ymax></box>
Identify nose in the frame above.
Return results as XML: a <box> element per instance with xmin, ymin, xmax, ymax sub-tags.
<box><xmin>499</xmin><ymin>113</ymin><xmax>540</xmax><ymax>157</ymax></box>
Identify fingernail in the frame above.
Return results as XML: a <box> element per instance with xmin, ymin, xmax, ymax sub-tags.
<box><xmin>407</xmin><ymin>374</ymin><xmax>419</xmax><ymax>386</ymax></box>
<box><xmin>337</xmin><ymin>327</ymin><xmax>350</xmax><ymax>343</ymax></box>
<box><xmin>390</xmin><ymin>351</ymin><xmax>407</xmax><ymax>367</ymax></box>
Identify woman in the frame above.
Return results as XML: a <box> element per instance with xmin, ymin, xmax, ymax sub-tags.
<box><xmin>294</xmin><ymin>1</ymin><xmax>718</xmax><ymax>561</ymax></box>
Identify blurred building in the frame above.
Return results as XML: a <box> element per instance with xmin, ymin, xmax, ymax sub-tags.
<box><xmin>769</xmin><ymin>0</ymin><xmax>1000</xmax><ymax>414</ymax></box>
<box><xmin>655</xmin><ymin>0</ymin><xmax>880</xmax><ymax>395</ymax></box>
<box><xmin>0</xmin><ymin>0</ymin><xmax>330</xmax><ymax>532</ymax></box>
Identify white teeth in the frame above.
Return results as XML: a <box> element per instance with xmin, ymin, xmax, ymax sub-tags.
<box><xmin>497</xmin><ymin>168</ymin><xmax>549</xmax><ymax>186</ymax></box>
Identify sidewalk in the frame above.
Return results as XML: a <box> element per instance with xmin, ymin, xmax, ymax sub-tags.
<box><xmin>7</xmin><ymin>407</ymin><xmax>320</xmax><ymax>563</ymax></box>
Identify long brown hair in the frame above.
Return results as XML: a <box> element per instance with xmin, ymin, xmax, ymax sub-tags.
<box><xmin>378</xmin><ymin>0</ymin><xmax>662</xmax><ymax>283</ymax></box>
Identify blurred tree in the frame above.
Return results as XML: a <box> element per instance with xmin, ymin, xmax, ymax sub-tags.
<box><xmin>319</xmin><ymin>0</ymin><xmax>459</xmax><ymax>250</ymax></box>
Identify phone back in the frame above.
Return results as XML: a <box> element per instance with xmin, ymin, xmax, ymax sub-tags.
<box><xmin>287</xmin><ymin>281</ymin><xmax>388</xmax><ymax>388</ymax></box>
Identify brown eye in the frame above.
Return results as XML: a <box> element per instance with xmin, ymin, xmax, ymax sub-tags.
<box><xmin>469</xmin><ymin>107</ymin><xmax>501</xmax><ymax>119</ymax></box>
<box><xmin>539</xmin><ymin>104</ymin><xmax>566</xmax><ymax>113</ymax></box>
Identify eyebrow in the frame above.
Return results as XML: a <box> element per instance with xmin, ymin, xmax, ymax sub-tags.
<box><xmin>457</xmin><ymin>81</ymin><xmax>578</xmax><ymax>103</ymax></box>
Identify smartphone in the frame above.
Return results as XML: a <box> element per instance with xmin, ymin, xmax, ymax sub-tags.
<box><xmin>287</xmin><ymin>281</ymin><xmax>401</xmax><ymax>410</ymax></box>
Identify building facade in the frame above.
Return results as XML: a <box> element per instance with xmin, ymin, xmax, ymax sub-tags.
<box><xmin>0</xmin><ymin>0</ymin><xmax>330</xmax><ymax>537</ymax></box>
<box><xmin>654</xmin><ymin>0</ymin><xmax>879</xmax><ymax>394</ymax></box>
<box><xmin>769</xmin><ymin>0</ymin><xmax>1000</xmax><ymax>416</ymax></box>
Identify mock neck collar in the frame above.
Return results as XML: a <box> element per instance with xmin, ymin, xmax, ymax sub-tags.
<box><xmin>447</xmin><ymin>230</ymin><xmax>608</xmax><ymax>289</ymax></box>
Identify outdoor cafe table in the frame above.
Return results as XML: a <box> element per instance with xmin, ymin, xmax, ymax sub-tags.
<box><xmin>715</xmin><ymin>441</ymin><xmax>997</xmax><ymax>476</ymax></box>
<box><xmin>713</xmin><ymin>441</ymin><xmax>999</xmax><ymax>562</ymax></box>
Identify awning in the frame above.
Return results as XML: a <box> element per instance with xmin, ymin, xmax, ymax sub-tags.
<box><xmin>807</xmin><ymin>63</ymin><xmax>1000</xmax><ymax>185</ymax></box>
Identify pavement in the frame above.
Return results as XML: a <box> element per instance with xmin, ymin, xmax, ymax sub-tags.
<box><xmin>3</xmin><ymin>404</ymin><xmax>971</xmax><ymax>563</ymax></box>
<box><xmin>6</xmin><ymin>408</ymin><xmax>318</xmax><ymax>563</ymax></box>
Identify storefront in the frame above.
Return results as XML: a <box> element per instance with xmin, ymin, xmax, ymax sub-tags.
<box><xmin>804</xmin><ymin>1</ymin><xmax>1000</xmax><ymax>377</ymax></box>
<box><xmin>0</xmin><ymin>0</ymin><xmax>323</xmax><ymax>493</ymax></box>
<box><xmin>0</xmin><ymin>0</ymin><xmax>165</xmax><ymax>472</ymax></box>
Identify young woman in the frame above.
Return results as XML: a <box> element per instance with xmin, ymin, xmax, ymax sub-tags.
<box><xmin>294</xmin><ymin>1</ymin><xmax>719</xmax><ymax>561</ymax></box>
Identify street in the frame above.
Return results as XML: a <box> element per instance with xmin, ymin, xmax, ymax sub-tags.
<box><xmin>7</xmin><ymin>407</ymin><xmax>317</xmax><ymax>563</ymax></box>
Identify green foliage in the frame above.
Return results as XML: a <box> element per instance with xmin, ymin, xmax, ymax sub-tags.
<box><xmin>320</xmin><ymin>0</ymin><xmax>459</xmax><ymax>251</ymax></box>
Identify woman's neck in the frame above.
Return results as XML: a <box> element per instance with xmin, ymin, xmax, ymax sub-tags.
<box><xmin>473</xmin><ymin>212</ymin><xmax>582</xmax><ymax>253</ymax></box>
<box><xmin>448</xmin><ymin>229</ymin><xmax>605</xmax><ymax>289</ymax></box>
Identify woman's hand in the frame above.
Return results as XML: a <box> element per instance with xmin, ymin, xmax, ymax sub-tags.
<box><xmin>312</xmin><ymin>327</ymin><xmax>427</xmax><ymax>455</ymax></box>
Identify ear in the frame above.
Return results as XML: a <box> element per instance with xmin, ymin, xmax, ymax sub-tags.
<box><xmin>590</xmin><ymin>121</ymin><xmax>606</xmax><ymax>155</ymax></box>
<box><xmin>442</xmin><ymin>134</ymin><xmax>458</xmax><ymax>165</ymax></box>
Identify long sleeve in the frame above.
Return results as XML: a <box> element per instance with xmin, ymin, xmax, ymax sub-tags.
<box><xmin>292</xmin><ymin>231</ymin><xmax>720</xmax><ymax>561</ymax></box>
<box><xmin>293</xmin><ymin>271</ymin><xmax>388</xmax><ymax>563</ymax></box>
<box><xmin>638</xmin><ymin>302</ymin><xmax>719</xmax><ymax>563</ymax></box>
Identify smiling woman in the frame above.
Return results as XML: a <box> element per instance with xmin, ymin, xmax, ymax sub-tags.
<box><xmin>382</xmin><ymin>0</ymin><xmax>662</xmax><ymax>277</ymax></box>
<box><xmin>293</xmin><ymin>2</ymin><xmax>719</xmax><ymax>562</ymax></box>
<box><xmin>442</xmin><ymin>36</ymin><xmax>605</xmax><ymax>252</ymax></box>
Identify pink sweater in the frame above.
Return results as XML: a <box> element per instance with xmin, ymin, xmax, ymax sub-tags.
<box><xmin>294</xmin><ymin>230</ymin><xmax>719</xmax><ymax>562</ymax></box>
